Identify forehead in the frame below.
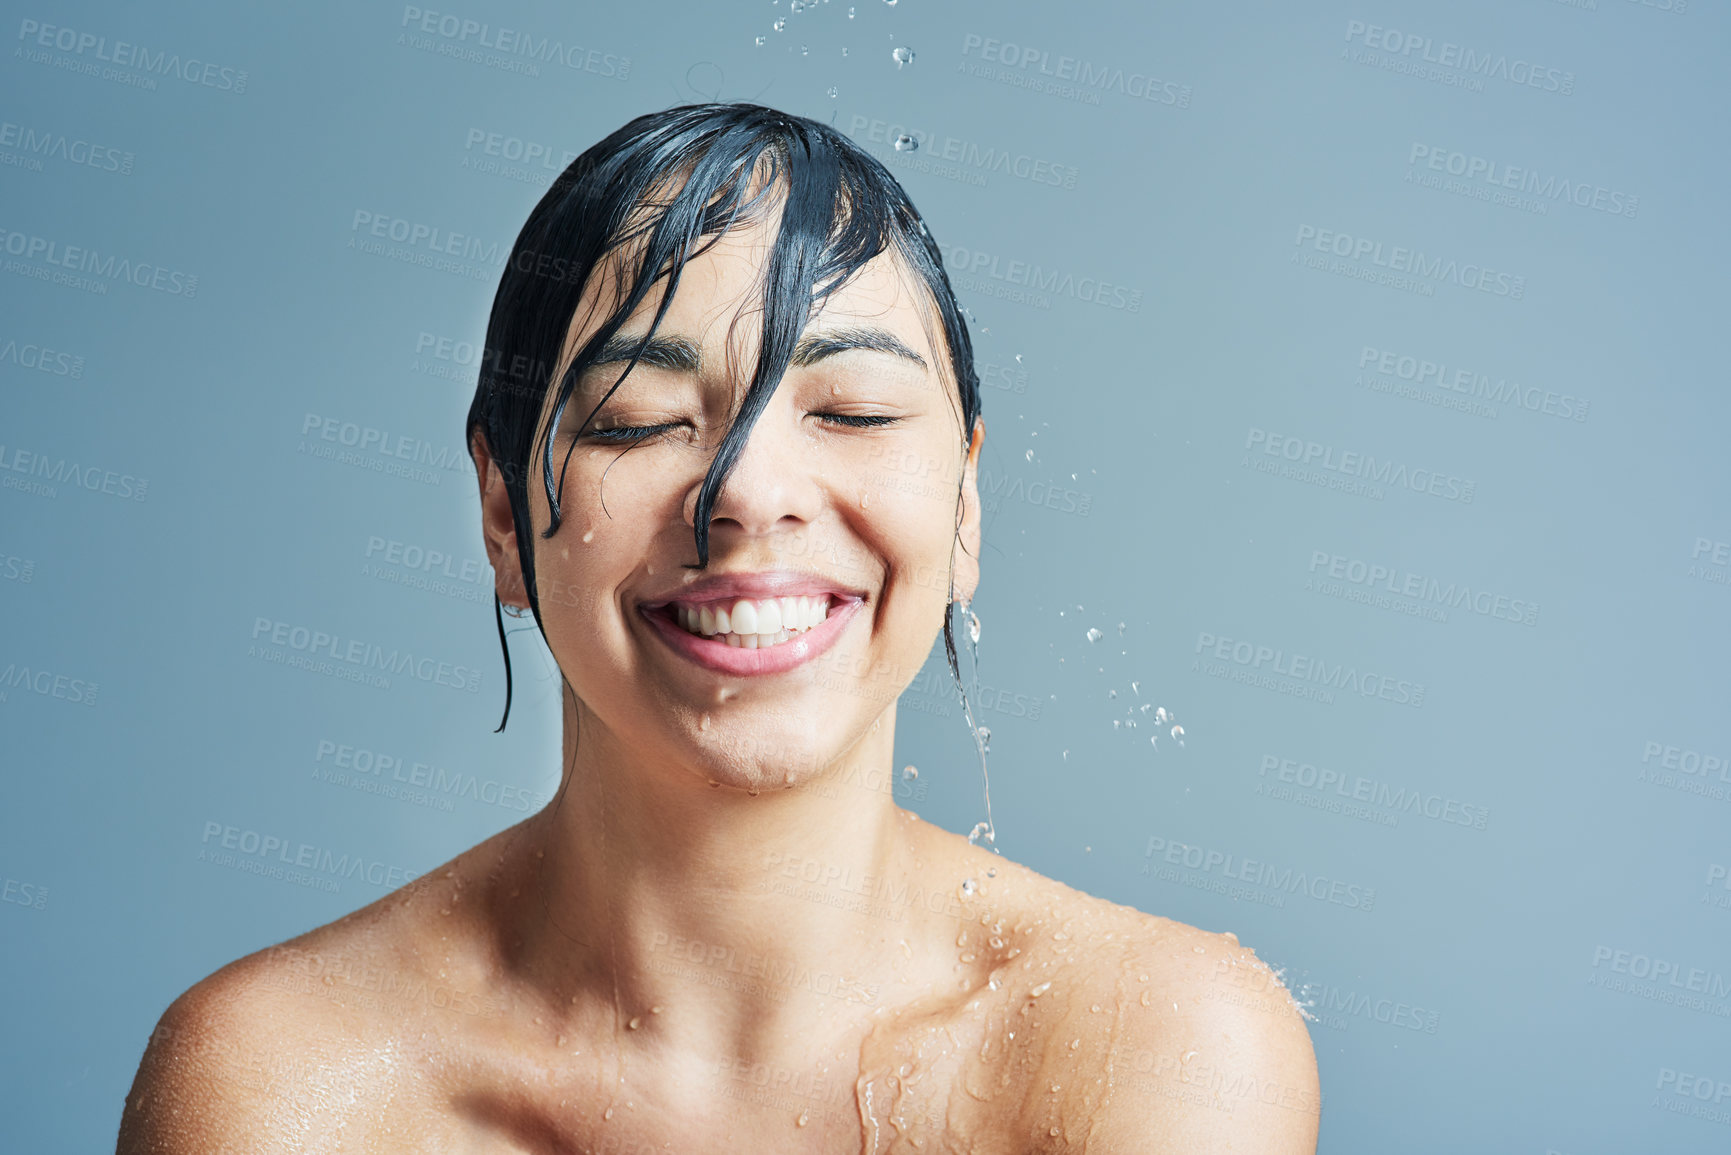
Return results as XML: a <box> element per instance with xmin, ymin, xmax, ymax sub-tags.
<box><xmin>558</xmin><ymin>209</ymin><xmax>939</xmax><ymax>372</ymax></box>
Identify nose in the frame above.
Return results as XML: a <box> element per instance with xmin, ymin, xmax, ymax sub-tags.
<box><xmin>683</xmin><ymin>402</ymin><xmax>824</xmax><ymax>537</ymax></box>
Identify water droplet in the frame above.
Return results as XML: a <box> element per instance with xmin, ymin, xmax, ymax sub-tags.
<box><xmin>891</xmin><ymin>45</ymin><xmax>915</xmax><ymax>68</ymax></box>
<box><xmin>827</xmin><ymin>85</ymin><xmax>838</xmax><ymax>98</ymax></box>
<box><xmin>977</xmin><ymin>726</ymin><xmax>991</xmax><ymax>752</ymax></box>
<box><xmin>968</xmin><ymin>821</ymin><xmax>994</xmax><ymax>846</ymax></box>
<box><xmin>1014</xmin><ymin>353</ymin><xmax>1023</xmax><ymax>364</ymax></box>
<box><xmin>773</xmin><ymin>17</ymin><xmax>786</xmax><ymax>30</ymax></box>
<box><xmin>987</xmin><ymin>867</ymin><xmax>997</xmax><ymax>877</ymax></box>
<box><xmin>883</xmin><ymin>0</ymin><xmax>897</xmax><ymax>6</ymax></box>
<box><xmin>698</xmin><ymin>713</ymin><xmax>711</xmax><ymax>731</ymax></box>
<box><xmin>582</xmin><ymin>529</ymin><xmax>595</xmax><ymax>543</ymax></box>
<box><xmin>1130</xmin><ymin>680</ymin><xmax>1140</xmax><ymax>696</ymax></box>
<box><xmin>1171</xmin><ymin>724</ymin><xmax>1185</xmax><ymax>742</ymax></box>
<box><xmin>603</xmin><ymin>1106</ymin><xmax>614</xmax><ymax>1120</ymax></box>
<box><xmin>848</xmin><ymin>5</ymin><xmax>856</xmax><ymax>16</ymax></box>
<box><xmin>1031</xmin><ymin>981</ymin><xmax>1052</xmax><ymax>997</ymax></box>
<box><xmin>754</xmin><ymin>35</ymin><xmax>766</xmax><ymax>46</ymax></box>
<box><xmin>1060</xmin><ymin>749</ymin><xmax>1068</xmax><ymax>761</ymax></box>
<box><xmin>902</xmin><ymin>764</ymin><xmax>919</xmax><ymax>780</ymax></box>
<box><xmin>791</xmin><ymin>0</ymin><xmax>808</xmax><ymax>10</ymax></box>
<box><xmin>961</xmin><ymin>878</ymin><xmax>977</xmax><ymax>897</ymax></box>
<box><xmin>1154</xmin><ymin>706</ymin><xmax>1169</xmax><ymax>725</ymax></box>
<box><xmin>860</xmin><ymin>490</ymin><xmax>871</xmax><ymax>508</ymax></box>
<box><xmin>801</xmin><ymin>44</ymin><xmax>809</xmax><ymax>55</ymax></box>
<box><xmin>1024</xmin><ymin>448</ymin><xmax>1035</xmax><ymax>461</ymax></box>
<box><xmin>1108</xmin><ymin>689</ymin><xmax>1117</xmax><ymax>699</ymax></box>
<box><xmin>968</xmin><ymin>611</ymin><xmax>981</xmax><ymax>645</ymax></box>
<box><xmin>628</xmin><ymin>1015</ymin><xmax>642</xmax><ymax>1028</ymax></box>
<box><xmin>1112</xmin><ymin>720</ymin><xmax>1121</xmax><ymax>731</ymax></box>
<box><xmin>1085</xmin><ymin>627</ymin><xmax>1103</xmax><ymax>643</ymax></box>
<box><xmin>892</xmin><ymin>133</ymin><xmax>918</xmax><ymax>152</ymax></box>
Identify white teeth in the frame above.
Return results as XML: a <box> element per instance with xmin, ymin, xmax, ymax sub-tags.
<box><xmin>671</xmin><ymin>594</ymin><xmax>835</xmax><ymax>646</ymax></box>
<box><xmin>753</xmin><ymin>598</ymin><xmax>782</xmax><ymax>634</ymax></box>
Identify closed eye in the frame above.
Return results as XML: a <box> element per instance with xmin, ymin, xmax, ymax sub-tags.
<box><xmin>584</xmin><ymin>422</ymin><xmax>683</xmax><ymax>443</ymax></box>
<box><xmin>815</xmin><ymin>414</ymin><xmax>901</xmax><ymax>428</ymax></box>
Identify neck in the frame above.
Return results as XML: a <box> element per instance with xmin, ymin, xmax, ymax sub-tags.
<box><xmin>504</xmin><ymin>685</ymin><xmax>956</xmax><ymax>1066</ymax></box>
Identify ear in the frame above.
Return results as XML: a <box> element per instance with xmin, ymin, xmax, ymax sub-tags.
<box><xmin>951</xmin><ymin>417</ymin><xmax>985</xmax><ymax>604</ymax></box>
<box><xmin>471</xmin><ymin>432</ymin><xmax>531</xmax><ymax>610</ymax></box>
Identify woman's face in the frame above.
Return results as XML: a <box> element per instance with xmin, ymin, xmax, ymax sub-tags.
<box><xmin>479</xmin><ymin>212</ymin><xmax>983</xmax><ymax>792</ymax></box>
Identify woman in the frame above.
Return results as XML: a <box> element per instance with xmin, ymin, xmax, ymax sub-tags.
<box><xmin>118</xmin><ymin>104</ymin><xmax>1318</xmax><ymax>1153</ymax></box>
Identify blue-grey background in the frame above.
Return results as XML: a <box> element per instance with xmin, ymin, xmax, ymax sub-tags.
<box><xmin>2</xmin><ymin>0</ymin><xmax>1727</xmax><ymax>1149</ymax></box>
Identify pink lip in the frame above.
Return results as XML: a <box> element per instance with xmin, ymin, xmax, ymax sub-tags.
<box><xmin>638</xmin><ymin>596</ymin><xmax>864</xmax><ymax>676</ymax></box>
<box><xmin>640</xmin><ymin>569</ymin><xmax>869</xmax><ymax>609</ymax></box>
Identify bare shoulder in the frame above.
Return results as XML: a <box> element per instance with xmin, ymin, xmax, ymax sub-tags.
<box><xmin>116</xmin><ymin>837</ymin><xmax>510</xmax><ymax>1153</ymax></box>
<box><xmin>939</xmin><ymin>845</ymin><xmax>1317</xmax><ymax>1153</ymax></box>
<box><xmin>116</xmin><ymin>938</ymin><xmax>386</xmax><ymax>1153</ymax></box>
<box><xmin>1054</xmin><ymin>898</ymin><xmax>1319</xmax><ymax>1153</ymax></box>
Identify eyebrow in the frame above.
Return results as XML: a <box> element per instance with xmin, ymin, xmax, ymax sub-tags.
<box><xmin>587</xmin><ymin>325</ymin><xmax>927</xmax><ymax>377</ymax></box>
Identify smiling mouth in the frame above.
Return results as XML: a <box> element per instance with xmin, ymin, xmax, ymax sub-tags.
<box><xmin>662</xmin><ymin>595</ymin><xmax>835</xmax><ymax>649</ymax></box>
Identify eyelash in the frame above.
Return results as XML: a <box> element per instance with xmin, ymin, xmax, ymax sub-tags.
<box><xmin>586</xmin><ymin>413</ymin><xmax>900</xmax><ymax>443</ymax></box>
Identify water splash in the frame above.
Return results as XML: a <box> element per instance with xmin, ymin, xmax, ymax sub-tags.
<box><xmin>953</xmin><ymin>598</ymin><xmax>996</xmax><ymax>849</ymax></box>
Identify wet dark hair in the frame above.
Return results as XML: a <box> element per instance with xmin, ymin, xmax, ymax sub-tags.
<box><xmin>465</xmin><ymin>102</ymin><xmax>982</xmax><ymax>731</ymax></box>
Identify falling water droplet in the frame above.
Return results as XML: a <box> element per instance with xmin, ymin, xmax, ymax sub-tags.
<box><xmin>848</xmin><ymin>5</ymin><xmax>856</xmax><ymax>15</ymax></box>
<box><xmin>1061</xmin><ymin>749</ymin><xmax>1068</xmax><ymax>760</ymax></box>
<box><xmin>1025</xmin><ymin>448</ymin><xmax>1035</xmax><ymax>461</ymax></box>
<box><xmin>754</xmin><ymin>35</ymin><xmax>766</xmax><ymax>46</ymax></box>
<box><xmin>1014</xmin><ymin>353</ymin><xmax>1024</xmax><ymax>364</ymax></box>
<box><xmin>1154</xmin><ymin>706</ymin><xmax>1169</xmax><ymax>725</ymax></box>
<box><xmin>827</xmin><ymin>85</ymin><xmax>838</xmax><ymax>97</ymax></box>
<box><xmin>891</xmin><ymin>45</ymin><xmax>915</xmax><ymax>68</ymax></box>
<box><xmin>968</xmin><ymin>611</ymin><xmax>981</xmax><ymax>645</ymax></box>
<box><xmin>1108</xmin><ymin>689</ymin><xmax>1117</xmax><ymax>699</ymax></box>
<box><xmin>892</xmin><ymin>133</ymin><xmax>918</xmax><ymax>151</ymax></box>
<box><xmin>1171</xmin><ymin>724</ymin><xmax>1185</xmax><ymax>744</ymax></box>
<box><xmin>902</xmin><ymin>764</ymin><xmax>919</xmax><ymax>781</ymax></box>
<box><xmin>1130</xmin><ymin>680</ymin><xmax>1140</xmax><ymax>695</ymax></box>
<box><xmin>773</xmin><ymin>18</ymin><xmax>786</xmax><ymax>31</ymax></box>
<box><xmin>1085</xmin><ymin>628</ymin><xmax>1103</xmax><ymax>643</ymax></box>
<box><xmin>977</xmin><ymin>726</ymin><xmax>991</xmax><ymax>752</ymax></box>
<box><xmin>791</xmin><ymin>0</ymin><xmax>807</xmax><ymax>10</ymax></box>
<box><xmin>801</xmin><ymin>44</ymin><xmax>809</xmax><ymax>55</ymax></box>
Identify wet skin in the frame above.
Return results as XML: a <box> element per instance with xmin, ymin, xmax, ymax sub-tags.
<box><xmin>117</xmin><ymin>214</ymin><xmax>1318</xmax><ymax>1153</ymax></box>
